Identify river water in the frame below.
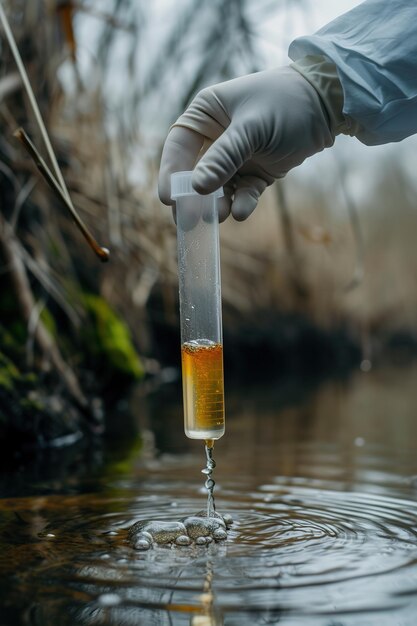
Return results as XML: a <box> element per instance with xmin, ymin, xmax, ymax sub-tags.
<box><xmin>2</xmin><ymin>365</ymin><xmax>417</xmax><ymax>625</ymax></box>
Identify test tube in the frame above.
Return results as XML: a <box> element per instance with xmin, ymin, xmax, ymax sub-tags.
<box><xmin>171</xmin><ymin>171</ymin><xmax>225</xmax><ymax>441</ymax></box>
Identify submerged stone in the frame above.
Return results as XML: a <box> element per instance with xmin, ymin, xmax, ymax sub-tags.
<box><xmin>128</xmin><ymin>512</ymin><xmax>233</xmax><ymax>549</ymax></box>
<box><xmin>135</xmin><ymin>537</ymin><xmax>152</xmax><ymax>551</ymax></box>
<box><xmin>183</xmin><ymin>515</ymin><xmax>225</xmax><ymax>540</ymax></box>
<box><xmin>129</xmin><ymin>521</ymin><xmax>187</xmax><ymax>546</ymax></box>
<box><xmin>175</xmin><ymin>535</ymin><xmax>192</xmax><ymax>546</ymax></box>
<box><xmin>195</xmin><ymin>536</ymin><xmax>208</xmax><ymax>545</ymax></box>
<box><xmin>213</xmin><ymin>528</ymin><xmax>227</xmax><ymax>541</ymax></box>
<box><xmin>222</xmin><ymin>513</ymin><xmax>234</xmax><ymax>528</ymax></box>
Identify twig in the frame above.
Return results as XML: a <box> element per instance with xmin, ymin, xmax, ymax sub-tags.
<box><xmin>18</xmin><ymin>243</ymin><xmax>80</xmax><ymax>328</ymax></box>
<box><xmin>0</xmin><ymin>4</ymin><xmax>109</xmax><ymax>262</ymax></box>
<box><xmin>0</xmin><ymin>3</ymin><xmax>71</xmax><ymax>204</ymax></box>
<box><xmin>11</xmin><ymin>175</ymin><xmax>37</xmax><ymax>230</ymax></box>
<box><xmin>0</xmin><ymin>214</ymin><xmax>88</xmax><ymax>408</ymax></box>
<box><xmin>14</xmin><ymin>128</ymin><xmax>109</xmax><ymax>262</ymax></box>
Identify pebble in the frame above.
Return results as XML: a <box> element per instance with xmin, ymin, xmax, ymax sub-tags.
<box><xmin>222</xmin><ymin>513</ymin><xmax>234</xmax><ymax>528</ymax></box>
<box><xmin>213</xmin><ymin>528</ymin><xmax>227</xmax><ymax>541</ymax></box>
<box><xmin>183</xmin><ymin>516</ymin><xmax>225</xmax><ymax>540</ymax></box>
<box><xmin>136</xmin><ymin>538</ymin><xmax>151</xmax><ymax>551</ymax></box>
<box><xmin>196</xmin><ymin>536</ymin><xmax>207</xmax><ymax>545</ymax></box>
<box><xmin>176</xmin><ymin>535</ymin><xmax>192</xmax><ymax>546</ymax></box>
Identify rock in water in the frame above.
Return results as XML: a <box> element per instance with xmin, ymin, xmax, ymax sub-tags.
<box><xmin>128</xmin><ymin>512</ymin><xmax>233</xmax><ymax>549</ymax></box>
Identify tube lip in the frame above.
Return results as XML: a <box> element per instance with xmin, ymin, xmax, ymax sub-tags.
<box><xmin>171</xmin><ymin>170</ymin><xmax>224</xmax><ymax>200</ymax></box>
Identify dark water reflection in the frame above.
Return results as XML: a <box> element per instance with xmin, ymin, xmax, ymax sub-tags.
<box><xmin>2</xmin><ymin>366</ymin><xmax>417</xmax><ymax>625</ymax></box>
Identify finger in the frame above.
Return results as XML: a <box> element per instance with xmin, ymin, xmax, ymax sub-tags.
<box><xmin>192</xmin><ymin>123</ymin><xmax>252</xmax><ymax>195</ymax></box>
<box><xmin>231</xmin><ymin>175</ymin><xmax>268</xmax><ymax>221</ymax></box>
<box><xmin>174</xmin><ymin>87</ymin><xmax>229</xmax><ymax>142</ymax></box>
<box><xmin>158</xmin><ymin>126</ymin><xmax>204</xmax><ymax>205</ymax></box>
<box><xmin>218</xmin><ymin>183</ymin><xmax>233</xmax><ymax>222</ymax></box>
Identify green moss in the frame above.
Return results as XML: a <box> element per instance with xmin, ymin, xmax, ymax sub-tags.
<box><xmin>20</xmin><ymin>397</ymin><xmax>45</xmax><ymax>412</ymax></box>
<box><xmin>0</xmin><ymin>324</ymin><xmax>21</xmax><ymax>358</ymax></box>
<box><xmin>105</xmin><ymin>434</ymin><xmax>143</xmax><ymax>476</ymax></box>
<box><xmin>40</xmin><ymin>307</ymin><xmax>57</xmax><ymax>338</ymax></box>
<box><xmin>0</xmin><ymin>351</ymin><xmax>20</xmax><ymax>391</ymax></box>
<box><xmin>0</xmin><ymin>372</ymin><xmax>13</xmax><ymax>391</ymax></box>
<box><xmin>20</xmin><ymin>372</ymin><xmax>38</xmax><ymax>384</ymax></box>
<box><xmin>82</xmin><ymin>294</ymin><xmax>144</xmax><ymax>380</ymax></box>
<box><xmin>8</xmin><ymin>321</ymin><xmax>26</xmax><ymax>343</ymax></box>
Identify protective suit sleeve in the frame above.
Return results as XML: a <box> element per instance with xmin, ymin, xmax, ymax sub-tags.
<box><xmin>289</xmin><ymin>0</ymin><xmax>417</xmax><ymax>145</ymax></box>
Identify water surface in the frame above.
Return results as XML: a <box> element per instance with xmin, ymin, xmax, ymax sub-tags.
<box><xmin>2</xmin><ymin>366</ymin><xmax>417</xmax><ymax>625</ymax></box>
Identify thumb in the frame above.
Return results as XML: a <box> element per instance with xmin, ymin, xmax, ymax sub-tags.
<box><xmin>192</xmin><ymin>123</ymin><xmax>252</xmax><ymax>194</ymax></box>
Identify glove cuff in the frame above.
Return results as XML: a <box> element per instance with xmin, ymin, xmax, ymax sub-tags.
<box><xmin>290</xmin><ymin>55</ymin><xmax>360</xmax><ymax>138</ymax></box>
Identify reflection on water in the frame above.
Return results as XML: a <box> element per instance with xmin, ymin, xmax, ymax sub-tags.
<box><xmin>2</xmin><ymin>366</ymin><xmax>417</xmax><ymax>625</ymax></box>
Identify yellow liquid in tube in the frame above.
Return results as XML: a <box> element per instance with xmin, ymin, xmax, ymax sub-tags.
<box><xmin>181</xmin><ymin>341</ymin><xmax>225</xmax><ymax>440</ymax></box>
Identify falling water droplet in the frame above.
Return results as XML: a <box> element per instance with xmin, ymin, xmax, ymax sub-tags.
<box><xmin>203</xmin><ymin>441</ymin><xmax>216</xmax><ymax>517</ymax></box>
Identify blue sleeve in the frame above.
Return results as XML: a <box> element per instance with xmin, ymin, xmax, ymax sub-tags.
<box><xmin>288</xmin><ymin>0</ymin><xmax>417</xmax><ymax>145</ymax></box>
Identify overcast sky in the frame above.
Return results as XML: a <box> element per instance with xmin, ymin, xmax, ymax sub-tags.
<box><xmin>253</xmin><ymin>0</ymin><xmax>363</xmax><ymax>66</ymax></box>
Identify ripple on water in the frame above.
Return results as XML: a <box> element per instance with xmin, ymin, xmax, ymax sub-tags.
<box><xmin>4</xmin><ymin>476</ymin><xmax>417</xmax><ymax>626</ymax></box>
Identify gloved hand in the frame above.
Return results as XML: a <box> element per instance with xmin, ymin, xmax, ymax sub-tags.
<box><xmin>158</xmin><ymin>65</ymin><xmax>336</xmax><ymax>221</ymax></box>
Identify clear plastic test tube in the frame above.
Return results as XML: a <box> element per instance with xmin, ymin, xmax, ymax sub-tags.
<box><xmin>171</xmin><ymin>171</ymin><xmax>225</xmax><ymax>441</ymax></box>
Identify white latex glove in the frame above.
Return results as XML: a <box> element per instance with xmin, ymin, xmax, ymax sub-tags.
<box><xmin>158</xmin><ymin>66</ymin><xmax>335</xmax><ymax>221</ymax></box>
